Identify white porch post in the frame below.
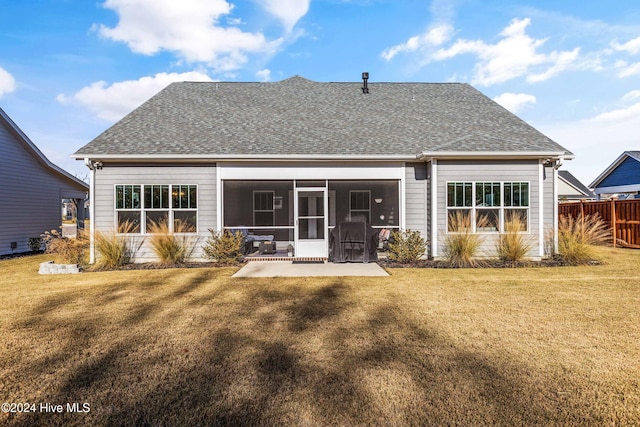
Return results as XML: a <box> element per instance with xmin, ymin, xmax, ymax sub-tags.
<box><xmin>431</xmin><ymin>159</ymin><xmax>438</xmax><ymax>258</ymax></box>
<box><xmin>539</xmin><ymin>160</ymin><xmax>545</xmax><ymax>258</ymax></box>
<box><xmin>86</xmin><ymin>158</ymin><xmax>96</xmax><ymax>264</ymax></box>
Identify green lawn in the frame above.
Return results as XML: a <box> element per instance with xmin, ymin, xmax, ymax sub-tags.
<box><xmin>1</xmin><ymin>248</ymin><xmax>639</xmax><ymax>426</ymax></box>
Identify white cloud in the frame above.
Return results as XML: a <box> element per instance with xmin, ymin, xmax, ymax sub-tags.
<box><xmin>526</xmin><ymin>48</ymin><xmax>580</xmax><ymax>83</ymax></box>
<box><xmin>381</xmin><ymin>24</ymin><xmax>454</xmax><ymax>61</ymax></box>
<box><xmin>612</xmin><ymin>36</ymin><xmax>640</xmax><ymax>55</ymax></box>
<box><xmin>433</xmin><ymin>18</ymin><xmax>580</xmax><ymax>86</ymax></box>
<box><xmin>542</xmin><ymin>110</ymin><xmax>640</xmax><ymax>185</ymax></box>
<box><xmin>615</xmin><ymin>60</ymin><xmax>640</xmax><ymax>78</ymax></box>
<box><xmin>57</xmin><ymin>71</ymin><xmax>213</xmax><ymax>121</ymax></box>
<box><xmin>622</xmin><ymin>90</ymin><xmax>640</xmax><ymax>101</ymax></box>
<box><xmin>256</xmin><ymin>69</ymin><xmax>271</xmax><ymax>82</ymax></box>
<box><xmin>493</xmin><ymin>92</ymin><xmax>536</xmax><ymax>113</ymax></box>
<box><xmin>542</xmin><ymin>93</ymin><xmax>640</xmax><ymax>184</ymax></box>
<box><xmin>259</xmin><ymin>0</ymin><xmax>310</xmax><ymax>32</ymax></box>
<box><xmin>384</xmin><ymin>17</ymin><xmax>582</xmax><ymax>86</ymax></box>
<box><xmin>592</xmin><ymin>102</ymin><xmax>640</xmax><ymax>123</ymax></box>
<box><xmin>0</xmin><ymin>66</ymin><xmax>16</xmax><ymax>97</ymax></box>
<box><xmin>96</xmin><ymin>0</ymin><xmax>282</xmax><ymax>71</ymax></box>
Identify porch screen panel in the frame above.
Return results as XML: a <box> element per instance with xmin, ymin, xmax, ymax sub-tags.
<box><xmin>329</xmin><ymin>180</ymin><xmax>399</xmax><ymax>228</ymax></box>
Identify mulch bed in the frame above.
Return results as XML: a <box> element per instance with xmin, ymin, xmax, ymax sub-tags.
<box><xmin>377</xmin><ymin>256</ymin><xmax>582</xmax><ymax>269</ymax></box>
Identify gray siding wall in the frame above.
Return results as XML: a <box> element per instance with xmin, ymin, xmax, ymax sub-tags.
<box><xmin>543</xmin><ymin>165</ymin><xmax>555</xmax><ymax>255</ymax></box>
<box><xmin>435</xmin><ymin>160</ymin><xmax>544</xmax><ymax>258</ymax></box>
<box><xmin>94</xmin><ymin>165</ymin><xmax>217</xmax><ymax>262</ymax></box>
<box><xmin>0</xmin><ymin>124</ymin><xmax>87</xmax><ymax>256</ymax></box>
<box><xmin>404</xmin><ymin>162</ymin><xmax>429</xmax><ymax>255</ymax></box>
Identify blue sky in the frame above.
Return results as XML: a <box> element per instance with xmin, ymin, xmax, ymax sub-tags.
<box><xmin>1</xmin><ymin>0</ymin><xmax>640</xmax><ymax>185</ymax></box>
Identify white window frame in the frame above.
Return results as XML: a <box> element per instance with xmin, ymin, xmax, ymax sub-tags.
<box><xmin>253</xmin><ymin>190</ymin><xmax>275</xmax><ymax>227</ymax></box>
<box><xmin>114</xmin><ymin>184</ymin><xmax>198</xmax><ymax>234</ymax></box>
<box><xmin>349</xmin><ymin>190</ymin><xmax>371</xmax><ymax>223</ymax></box>
<box><xmin>446</xmin><ymin>181</ymin><xmax>530</xmax><ymax>234</ymax></box>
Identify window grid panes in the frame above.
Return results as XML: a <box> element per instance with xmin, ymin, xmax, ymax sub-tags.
<box><xmin>446</xmin><ymin>181</ymin><xmax>530</xmax><ymax>233</ymax></box>
<box><xmin>254</xmin><ymin>191</ymin><xmax>275</xmax><ymax>227</ymax></box>
<box><xmin>349</xmin><ymin>190</ymin><xmax>371</xmax><ymax>223</ymax></box>
<box><xmin>115</xmin><ymin>184</ymin><xmax>197</xmax><ymax>234</ymax></box>
<box><xmin>447</xmin><ymin>183</ymin><xmax>473</xmax><ymax>207</ymax></box>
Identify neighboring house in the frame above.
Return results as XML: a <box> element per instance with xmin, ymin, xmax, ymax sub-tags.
<box><xmin>0</xmin><ymin>107</ymin><xmax>89</xmax><ymax>256</ymax></box>
<box><xmin>590</xmin><ymin>151</ymin><xmax>640</xmax><ymax>200</ymax></box>
<box><xmin>558</xmin><ymin>170</ymin><xmax>594</xmax><ymax>201</ymax></box>
<box><xmin>73</xmin><ymin>76</ymin><xmax>573</xmax><ymax>262</ymax></box>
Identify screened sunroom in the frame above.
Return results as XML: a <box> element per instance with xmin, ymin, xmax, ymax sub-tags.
<box><xmin>221</xmin><ymin>179</ymin><xmax>400</xmax><ymax>258</ymax></box>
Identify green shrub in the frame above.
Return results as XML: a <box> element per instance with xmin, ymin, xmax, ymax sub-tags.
<box><xmin>94</xmin><ymin>220</ymin><xmax>139</xmax><ymax>270</ymax></box>
<box><xmin>557</xmin><ymin>214</ymin><xmax>610</xmax><ymax>265</ymax></box>
<box><xmin>443</xmin><ymin>211</ymin><xmax>485</xmax><ymax>268</ymax></box>
<box><xmin>386</xmin><ymin>229</ymin><xmax>427</xmax><ymax>263</ymax></box>
<box><xmin>147</xmin><ymin>219</ymin><xmax>196</xmax><ymax>265</ymax></box>
<box><xmin>41</xmin><ymin>228</ymin><xmax>89</xmax><ymax>266</ymax></box>
<box><xmin>496</xmin><ymin>213</ymin><xmax>532</xmax><ymax>264</ymax></box>
<box><xmin>202</xmin><ymin>229</ymin><xmax>244</xmax><ymax>265</ymax></box>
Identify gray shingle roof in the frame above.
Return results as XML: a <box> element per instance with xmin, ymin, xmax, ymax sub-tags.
<box><xmin>558</xmin><ymin>170</ymin><xmax>594</xmax><ymax>197</ymax></box>
<box><xmin>74</xmin><ymin>76</ymin><xmax>572</xmax><ymax>158</ymax></box>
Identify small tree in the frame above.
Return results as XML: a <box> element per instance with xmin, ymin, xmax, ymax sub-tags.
<box><xmin>202</xmin><ymin>229</ymin><xmax>244</xmax><ymax>265</ymax></box>
<box><xmin>386</xmin><ymin>229</ymin><xmax>427</xmax><ymax>264</ymax></box>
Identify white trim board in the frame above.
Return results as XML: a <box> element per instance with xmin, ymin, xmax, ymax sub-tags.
<box><xmin>219</xmin><ymin>162</ymin><xmax>404</xmax><ymax>180</ymax></box>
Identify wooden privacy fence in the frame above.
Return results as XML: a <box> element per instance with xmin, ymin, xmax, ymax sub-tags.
<box><xmin>559</xmin><ymin>199</ymin><xmax>640</xmax><ymax>248</ymax></box>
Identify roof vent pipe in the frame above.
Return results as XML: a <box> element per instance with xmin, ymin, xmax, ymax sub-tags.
<box><xmin>362</xmin><ymin>72</ymin><xmax>369</xmax><ymax>94</ymax></box>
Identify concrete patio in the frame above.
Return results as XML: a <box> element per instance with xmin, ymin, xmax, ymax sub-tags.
<box><xmin>232</xmin><ymin>261</ymin><xmax>389</xmax><ymax>278</ymax></box>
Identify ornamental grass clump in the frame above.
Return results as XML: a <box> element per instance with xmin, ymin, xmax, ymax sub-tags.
<box><xmin>94</xmin><ymin>220</ymin><xmax>139</xmax><ymax>270</ymax></box>
<box><xmin>386</xmin><ymin>229</ymin><xmax>427</xmax><ymax>264</ymax></box>
<box><xmin>496</xmin><ymin>212</ymin><xmax>532</xmax><ymax>264</ymax></box>
<box><xmin>41</xmin><ymin>228</ymin><xmax>90</xmax><ymax>267</ymax></box>
<box><xmin>557</xmin><ymin>214</ymin><xmax>610</xmax><ymax>265</ymax></box>
<box><xmin>202</xmin><ymin>229</ymin><xmax>244</xmax><ymax>265</ymax></box>
<box><xmin>443</xmin><ymin>211</ymin><xmax>486</xmax><ymax>268</ymax></box>
<box><xmin>147</xmin><ymin>219</ymin><xmax>196</xmax><ymax>265</ymax></box>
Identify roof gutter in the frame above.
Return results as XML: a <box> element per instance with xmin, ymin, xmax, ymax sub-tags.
<box><xmin>73</xmin><ymin>153</ymin><xmax>416</xmax><ymax>162</ymax></box>
<box><xmin>417</xmin><ymin>151</ymin><xmax>574</xmax><ymax>162</ymax></box>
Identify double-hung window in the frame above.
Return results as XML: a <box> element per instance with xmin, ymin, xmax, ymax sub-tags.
<box><xmin>172</xmin><ymin>185</ymin><xmax>197</xmax><ymax>232</ymax></box>
<box><xmin>349</xmin><ymin>190</ymin><xmax>371</xmax><ymax>223</ymax></box>
<box><xmin>475</xmin><ymin>182</ymin><xmax>501</xmax><ymax>232</ymax></box>
<box><xmin>115</xmin><ymin>184</ymin><xmax>197</xmax><ymax>233</ymax></box>
<box><xmin>504</xmin><ymin>182</ymin><xmax>529</xmax><ymax>231</ymax></box>
<box><xmin>115</xmin><ymin>185</ymin><xmax>142</xmax><ymax>233</ymax></box>
<box><xmin>446</xmin><ymin>183</ymin><xmax>473</xmax><ymax>231</ymax></box>
<box><xmin>447</xmin><ymin>182</ymin><xmax>529</xmax><ymax>233</ymax></box>
<box><xmin>253</xmin><ymin>191</ymin><xmax>275</xmax><ymax>226</ymax></box>
<box><xmin>144</xmin><ymin>185</ymin><xmax>169</xmax><ymax>233</ymax></box>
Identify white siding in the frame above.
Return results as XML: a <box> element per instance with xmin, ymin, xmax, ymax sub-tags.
<box><xmin>94</xmin><ymin>165</ymin><xmax>217</xmax><ymax>262</ymax></box>
<box><xmin>0</xmin><ymin>123</ymin><xmax>87</xmax><ymax>255</ymax></box>
<box><xmin>435</xmin><ymin>160</ymin><xmax>543</xmax><ymax>258</ymax></box>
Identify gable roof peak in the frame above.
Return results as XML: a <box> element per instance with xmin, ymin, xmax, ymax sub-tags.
<box><xmin>277</xmin><ymin>75</ymin><xmax>318</xmax><ymax>85</ymax></box>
